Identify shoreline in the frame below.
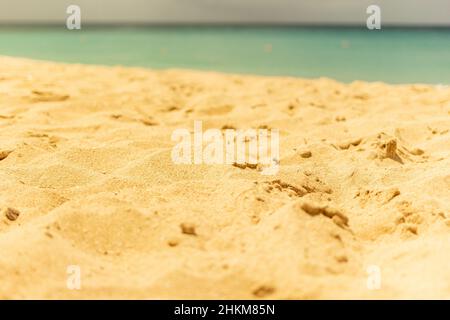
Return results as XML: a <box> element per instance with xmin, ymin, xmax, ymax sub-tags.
<box><xmin>1</xmin><ymin>54</ymin><xmax>448</xmax><ymax>87</ymax></box>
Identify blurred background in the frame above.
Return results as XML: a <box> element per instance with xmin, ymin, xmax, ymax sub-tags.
<box><xmin>0</xmin><ymin>0</ymin><xmax>449</xmax><ymax>83</ymax></box>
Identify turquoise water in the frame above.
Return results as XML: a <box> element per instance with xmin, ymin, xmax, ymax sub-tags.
<box><xmin>1</xmin><ymin>26</ymin><xmax>449</xmax><ymax>84</ymax></box>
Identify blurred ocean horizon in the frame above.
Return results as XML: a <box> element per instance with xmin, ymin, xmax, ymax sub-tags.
<box><xmin>1</xmin><ymin>26</ymin><xmax>449</xmax><ymax>84</ymax></box>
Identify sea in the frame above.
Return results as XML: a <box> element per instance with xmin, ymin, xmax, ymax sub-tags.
<box><xmin>1</xmin><ymin>26</ymin><xmax>449</xmax><ymax>84</ymax></box>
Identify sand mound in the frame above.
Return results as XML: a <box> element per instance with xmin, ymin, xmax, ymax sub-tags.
<box><xmin>0</xmin><ymin>56</ymin><xmax>449</xmax><ymax>299</ymax></box>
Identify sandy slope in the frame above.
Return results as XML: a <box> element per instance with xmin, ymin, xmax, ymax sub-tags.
<box><xmin>0</xmin><ymin>56</ymin><xmax>449</xmax><ymax>299</ymax></box>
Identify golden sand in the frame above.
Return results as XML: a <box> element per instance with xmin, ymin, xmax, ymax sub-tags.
<box><xmin>0</xmin><ymin>56</ymin><xmax>449</xmax><ymax>299</ymax></box>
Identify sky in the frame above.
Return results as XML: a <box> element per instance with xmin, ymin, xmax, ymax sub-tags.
<box><xmin>0</xmin><ymin>0</ymin><xmax>449</xmax><ymax>26</ymax></box>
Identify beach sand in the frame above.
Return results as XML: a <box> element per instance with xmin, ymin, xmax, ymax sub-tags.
<box><xmin>0</xmin><ymin>56</ymin><xmax>449</xmax><ymax>299</ymax></box>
